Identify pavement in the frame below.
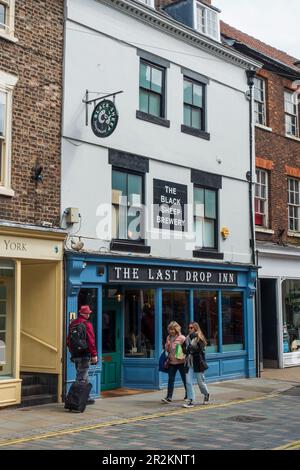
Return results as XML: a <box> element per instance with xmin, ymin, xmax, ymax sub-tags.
<box><xmin>0</xmin><ymin>368</ymin><xmax>299</xmax><ymax>448</ymax></box>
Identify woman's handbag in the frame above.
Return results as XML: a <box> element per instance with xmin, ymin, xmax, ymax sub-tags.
<box><xmin>159</xmin><ymin>350</ymin><xmax>170</xmax><ymax>373</ymax></box>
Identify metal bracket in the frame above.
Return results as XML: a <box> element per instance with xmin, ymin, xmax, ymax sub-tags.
<box><xmin>82</xmin><ymin>90</ymin><xmax>124</xmax><ymax>126</ymax></box>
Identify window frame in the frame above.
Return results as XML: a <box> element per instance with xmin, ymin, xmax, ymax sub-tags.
<box><xmin>255</xmin><ymin>169</ymin><xmax>269</xmax><ymax>228</ymax></box>
<box><xmin>0</xmin><ymin>0</ymin><xmax>16</xmax><ymax>43</ymax></box>
<box><xmin>254</xmin><ymin>77</ymin><xmax>267</xmax><ymax>127</ymax></box>
<box><xmin>112</xmin><ymin>167</ymin><xmax>146</xmax><ymax>244</ymax></box>
<box><xmin>193</xmin><ymin>185</ymin><xmax>219</xmax><ymax>251</ymax></box>
<box><xmin>284</xmin><ymin>90</ymin><xmax>299</xmax><ymax>138</ymax></box>
<box><xmin>288</xmin><ymin>177</ymin><xmax>300</xmax><ymax>233</ymax></box>
<box><xmin>195</xmin><ymin>1</ymin><xmax>220</xmax><ymax>41</ymax></box>
<box><xmin>139</xmin><ymin>59</ymin><xmax>166</xmax><ymax>120</ymax></box>
<box><xmin>183</xmin><ymin>76</ymin><xmax>206</xmax><ymax>131</ymax></box>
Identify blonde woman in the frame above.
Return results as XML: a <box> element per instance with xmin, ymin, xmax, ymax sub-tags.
<box><xmin>161</xmin><ymin>321</ymin><xmax>187</xmax><ymax>404</ymax></box>
<box><xmin>183</xmin><ymin>322</ymin><xmax>210</xmax><ymax>408</ymax></box>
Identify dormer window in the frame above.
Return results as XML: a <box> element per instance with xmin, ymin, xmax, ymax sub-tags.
<box><xmin>138</xmin><ymin>0</ymin><xmax>155</xmax><ymax>7</ymax></box>
<box><xmin>196</xmin><ymin>1</ymin><xmax>220</xmax><ymax>41</ymax></box>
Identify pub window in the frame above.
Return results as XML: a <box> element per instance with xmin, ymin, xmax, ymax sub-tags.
<box><xmin>0</xmin><ymin>260</ymin><xmax>15</xmax><ymax>379</ymax></box>
<box><xmin>194</xmin><ymin>187</ymin><xmax>217</xmax><ymax>250</ymax></box>
<box><xmin>254</xmin><ymin>77</ymin><xmax>267</xmax><ymax>126</ymax></box>
<box><xmin>255</xmin><ymin>169</ymin><xmax>268</xmax><ymax>227</ymax></box>
<box><xmin>162</xmin><ymin>291</ymin><xmax>190</xmax><ymax>342</ymax></box>
<box><xmin>183</xmin><ymin>77</ymin><xmax>205</xmax><ymax>131</ymax></box>
<box><xmin>222</xmin><ymin>292</ymin><xmax>244</xmax><ymax>352</ymax></box>
<box><xmin>288</xmin><ymin>177</ymin><xmax>300</xmax><ymax>232</ymax></box>
<box><xmin>78</xmin><ymin>288</ymin><xmax>98</xmax><ymax>348</ymax></box>
<box><xmin>124</xmin><ymin>289</ymin><xmax>155</xmax><ymax>358</ymax></box>
<box><xmin>194</xmin><ymin>291</ymin><xmax>218</xmax><ymax>353</ymax></box>
<box><xmin>139</xmin><ymin>60</ymin><xmax>165</xmax><ymax>118</ymax></box>
<box><xmin>285</xmin><ymin>90</ymin><xmax>299</xmax><ymax>137</ymax></box>
<box><xmin>112</xmin><ymin>169</ymin><xmax>144</xmax><ymax>242</ymax></box>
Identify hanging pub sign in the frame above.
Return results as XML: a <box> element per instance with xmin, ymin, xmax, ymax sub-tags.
<box><xmin>153</xmin><ymin>179</ymin><xmax>188</xmax><ymax>232</ymax></box>
<box><xmin>91</xmin><ymin>99</ymin><xmax>119</xmax><ymax>138</ymax></box>
<box><xmin>108</xmin><ymin>265</ymin><xmax>238</xmax><ymax>286</ymax></box>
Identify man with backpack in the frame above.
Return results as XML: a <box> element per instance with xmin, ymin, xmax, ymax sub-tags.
<box><xmin>67</xmin><ymin>305</ymin><xmax>98</xmax><ymax>406</ymax></box>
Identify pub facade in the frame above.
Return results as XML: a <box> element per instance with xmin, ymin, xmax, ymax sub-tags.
<box><xmin>62</xmin><ymin>0</ymin><xmax>260</xmax><ymax>396</ymax></box>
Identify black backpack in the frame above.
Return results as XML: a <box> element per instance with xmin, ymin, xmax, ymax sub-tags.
<box><xmin>69</xmin><ymin>322</ymin><xmax>88</xmax><ymax>355</ymax></box>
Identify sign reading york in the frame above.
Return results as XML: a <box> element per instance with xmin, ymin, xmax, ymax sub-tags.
<box><xmin>109</xmin><ymin>265</ymin><xmax>237</xmax><ymax>286</ymax></box>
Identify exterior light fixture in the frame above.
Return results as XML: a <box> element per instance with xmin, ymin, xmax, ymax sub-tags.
<box><xmin>221</xmin><ymin>227</ymin><xmax>230</xmax><ymax>240</ymax></box>
<box><xmin>115</xmin><ymin>290</ymin><xmax>123</xmax><ymax>303</ymax></box>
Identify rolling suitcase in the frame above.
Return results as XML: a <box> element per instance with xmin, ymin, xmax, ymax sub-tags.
<box><xmin>64</xmin><ymin>380</ymin><xmax>92</xmax><ymax>413</ymax></box>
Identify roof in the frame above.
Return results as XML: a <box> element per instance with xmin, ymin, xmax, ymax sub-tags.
<box><xmin>221</xmin><ymin>21</ymin><xmax>300</xmax><ymax>73</ymax></box>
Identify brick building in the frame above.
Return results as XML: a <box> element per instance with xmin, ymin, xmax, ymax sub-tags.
<box><xmin>0</xmin><ymin>0</ymin><xmax>65</xmax><ymax>407</ymax></box>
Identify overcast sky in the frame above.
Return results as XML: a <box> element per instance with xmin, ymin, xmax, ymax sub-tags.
<box><xmin>216</xmin><ymin>0</ymin><xmax>300</xmax><ymax>59</ymax></box>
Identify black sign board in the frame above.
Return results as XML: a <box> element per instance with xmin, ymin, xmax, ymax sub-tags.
<box><xmin>108</xmin><ymin>265</ymin><xmax>238</xmax><ymax>286</ymax></box>
<box><xmin>153</xmin><ymin>179</ymin><xmax>187</xmax><ymax>232</ymax></box>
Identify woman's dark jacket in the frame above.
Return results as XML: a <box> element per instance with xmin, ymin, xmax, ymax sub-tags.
<box><xmin>183</xmin><ymin>334</ymin><xmax>207</xmax><ymax>373</ymax></box>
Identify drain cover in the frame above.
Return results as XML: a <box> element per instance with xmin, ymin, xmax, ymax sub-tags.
<box><xmin>226</xmin><ymin>415</ymin><xmax>266</xmax><ymax>423</ymax></box>
<box><xmin>281</xmin><ymin>386</ymin><xmax>300</xmax><ymax>396</ymax></box>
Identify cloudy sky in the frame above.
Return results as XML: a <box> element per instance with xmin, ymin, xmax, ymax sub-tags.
<box><xmin>216</xmin><ymin>0</ymin><xmax>300</xmax><ymax>59</ymax></box>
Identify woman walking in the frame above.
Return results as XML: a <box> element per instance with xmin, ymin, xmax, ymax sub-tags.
<box><xmin>183</xmin><ymin>322</ymin><xmax>210</xmax><ymax>408</ymax></box>
<box><xmin>161</xmin><ymin>321</ymin><xmax>187</xmax><ymax>403</ymax></box>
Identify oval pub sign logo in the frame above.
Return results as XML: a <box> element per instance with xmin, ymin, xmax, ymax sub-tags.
<box><xmin>91</xmin><ymin>99</ymin><xmax>119</xmax><ymax>138</ymax></box>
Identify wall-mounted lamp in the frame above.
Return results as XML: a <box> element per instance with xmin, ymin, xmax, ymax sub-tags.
<box><xmin>114</xmin><ymin>289</ymin><xmax>123</xmax><ymax>303</ymax></box>
<box><xmin>221</xmin><ymin>227</ymin><xmax>230</xmax><ymax>240</ymax></box>
<box><xmin>33</xmin><ymin>161</ymin><xmax>43</xmax><ymax>183</ymax></box>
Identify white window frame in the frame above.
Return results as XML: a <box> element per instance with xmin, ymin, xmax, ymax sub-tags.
<box><xmin>194</xmin><ymin>1</ymin><xmax>220</xmax><ymax>41</ymax></box>
<box><xmin>255</xmin><ymin>169</ymin><xmax>269</xmax><ymax>228</ymax></box>
<box><xmin>254</xmin><ymin>77</ymin><xmax>267</xmax><ymax>127</ymax></box>
<box><xmin>288</xmin><ymin>178</ymin><xmax>300</xmax><ymax>233</ymax></box>
<box><xmin>285</xmin><ymin>90</ymin><xmax>299</xmax><ymax>138</ymax></box>
<box><xmin>137</xmin><ymin>0</ymin><xmax>155</xmax><ymax>8</ymax></box>
<box><xmin>0</xmin><ymin>0</ymin><xmax>17</xmax><ymax>43</ymax></box>
<box><xmin>0</xmin><ymin>70</ymin><xmax>18</xmax><ymax>197</ymax></box>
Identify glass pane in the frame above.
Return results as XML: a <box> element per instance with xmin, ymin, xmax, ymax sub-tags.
<box><xmin>0</xmin><ymin>5</ymin><xmax>5</xmax><ymax>29</ymax></box>
<box><xmin>282</xmin><ymin>280</ymin><xmax>300</xmax><ymax>354</ymax></box>
<box><xmin>140</xmin><ymin>62</ymin><xmax>151</xmax><ymax>90</ymax></box>
<box><xmin>124</xmin><ymin>289</ymin><xmax>155</xmax><ymax>358</ymax></box>
<box><xmin>151</xmin><ymin>67</ymin><xmax>163</xmax><ymax>94</ymax></box>
<box><xmin>205</xmin><ymin>190</ymin><xmax>216</xmax><ymax>219</ymax></box>
<box><xmin>0</xmin><ymin>266</ymin><xmax>15</xmax><ymax>378</ymax></box>
<box><xmin>162</xmin><ymin>291</ymin><xmax>190</xmax><ymax>346</ymax></box>
<box><xmin>0</xmin><ymin>92</ymin><xmax>5</xmax><ymax>136</ymax></box>
<box><xmin>183</xmin><ymin>80</ymin><xmax>193</xmax><ymax>105</ymax></box>
<box><xmin>102</xmin><ymin>310</ymin><xmax>116</xmax><ymax>354</ymax></box>
<box><xmin>193</xmin><ymin>84</ymin><xmax>203</xmax><ymax>107</ymax></box>
<box><xmin>128</xmin><ymin>174</ymin><xmax>142</xmax><ymax>206</ymax></box>
<box><xmin>191</xmin><ymin>108</ymin><xmax>201</xmax><ymax>129</ymax></box>
<box><xmin>127</xmin><ymin>207</ymin><xmax>142</xmax><ymax>241</ymax></box>
<box><xmin>204</xmin><ymin>219</ymin><xmax>215</xmax><ymax>248</ymax></box>
<box><xmin>77</xmin><ymin>288</ymin><xmax>98</xmax><ymax>346</ymax></box>
<box><xmin>184</xmin><ymin>105</ymin><xmax>191</xmax><ymax>127</ymax></box>
<box><xmin>112</xmin><ymin>170</ymin><xmax>127</xmax><ymax>197</ymax></box>
<box><xmin>222</xmin><ymin>292</ymin><xmax>244</xmax><ymax>351</ymax></box>
<box><xmin>194</xmin><ymin>217</ymin><xmax>203</xmax><ymax>247</ymax></box>
<box><xmin>194</xmin><ymin>291</ymin><xmax>218</xmax><ymax>353</ymax></box>
<box><xmin>139</xmin><ymin>89</ymin><xmax>149</xmax><ymax>114</ymax></box>
<box><xmin>0</xmin><ymin>316</ymin><xmax>5</xmax><ymax>331</ymax></box>
<box><xmin>149</xmin><ymin>93</ymin><xmax>161</xmax><ymax>117</ymax></box>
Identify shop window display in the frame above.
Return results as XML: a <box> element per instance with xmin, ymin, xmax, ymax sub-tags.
<box><xmin>194</xmin><ymin>291</ymin><xmax>218</xmax><ymax>353</ymax></box>
<box><xmin>162</xmin><ymin>291</ymin><xmax>190</xmax><ymax>341</ymax></box>
<box><xmin>282</xmin><ymin>280</ymin><xmax>300</xmax><ymax>359</ymax></box>
<box><xmin>222</xmin><ymin>292</ymin><xmax>244</xmax><ymax>351</ymax></box>
<box><xmin>124</xmin><ymin>289</ymin><xmax>155</xmax><ymax>358</ymax></box>
<box><xmin>0</xmin><ymin>261</ymin><xmax>15</xmax><ymax>378</ymax></box>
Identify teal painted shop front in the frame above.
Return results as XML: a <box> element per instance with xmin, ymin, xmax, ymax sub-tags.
<box><xmin>65</xmin><ymin>253</ymin><xmax>257</xmax><ymax>398</ymax></box>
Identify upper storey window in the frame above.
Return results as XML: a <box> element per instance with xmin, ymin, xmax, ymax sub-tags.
<box><xmin>0</xmin><ymin>1</ymin><xmax>16</xmax><ymax>42</ymax></box>
<box><xmin>196</xmin><ymin>2</ymin><xmax>220</xmax><ymax>41</ymax></box>
<box><xmin>137</xmin><ymin>0</ymin><xmax>155</xmax><ymax>7</ymax></box>
<box><xmin>285</xmin><ymin>90</ymin><xmax>299</xmax><ymax>138</ymax></box>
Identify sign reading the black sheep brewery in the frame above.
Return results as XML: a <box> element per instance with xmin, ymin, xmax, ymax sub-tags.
<box><xmin>153</xmin><ymin>179</ymin><xmax>187</xmax><ymax>232</ymax></box>
<box><xmin>108</xmin><ymin>265</ymin><xmax>238</xmax><ymax>286</ymax></box>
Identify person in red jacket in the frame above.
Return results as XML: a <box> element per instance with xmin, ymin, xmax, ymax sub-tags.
<box><xmin>67</xmin><ymin>305</ymin><xmax>98</xmax><ymax>404</ymax></box>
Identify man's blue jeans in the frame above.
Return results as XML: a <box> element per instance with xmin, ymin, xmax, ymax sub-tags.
<box><xmin>186</xmin><ymin>366</ymin><xmax>209</xmax><ymax>401</ymax></box>
<box><xmin>167</xmin><ymin>363</ymin><xmax>187</xmax><ymax>399</ymax></box>
<box><xmin>74</xmin><ymin>357</ymin><xmax>90</xmax><ymax>382</ymax></box>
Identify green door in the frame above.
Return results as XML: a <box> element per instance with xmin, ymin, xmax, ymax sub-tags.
<box><xmin>101</xmin><ymin>301</ymin><xmax>121</xmax><ymax>391</ymax></box>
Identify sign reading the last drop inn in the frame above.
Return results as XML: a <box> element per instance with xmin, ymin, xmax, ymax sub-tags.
<box><xmin>109</xmin><ymin>265</ymin><xmax>237</xmax><ymax>286</ymax></box>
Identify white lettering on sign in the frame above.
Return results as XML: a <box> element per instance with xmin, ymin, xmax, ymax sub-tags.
<box><xmin>4</xmin><ymin>240</ymin><xmax>27</xmax><ymax>252</ymax></box>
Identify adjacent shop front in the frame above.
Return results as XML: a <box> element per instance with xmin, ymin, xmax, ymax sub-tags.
<box><xmin>258</xmin><ymin>244</ymin><xmax>300</xmax><ymax>369</ymax></box>
<box><xmin>65</xmin><ymin>253</ymin><xmax>257</xmax><ymax>397</ymax></box>
<box><xmin>0</xmin><ymin>223</ymin><xmax>65</xmax><ymax>408</ymax></box>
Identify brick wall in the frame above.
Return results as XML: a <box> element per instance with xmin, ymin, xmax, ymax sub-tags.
<box><xmin>255</xmin><ymin>69</ymin><xmax>300</xmax><ymax>246</ymax></box>
<box><xmin>0</xmin><ymin>0</ymin><xmax>64</xmax><ymax>227</ymax></box>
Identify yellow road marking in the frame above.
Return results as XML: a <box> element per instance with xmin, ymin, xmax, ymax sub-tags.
<box><xmin>273</xmin><ymin>440</ymin><xmax>300</xmax><ymax>451</ymax></box>
<box><xmin>0</xmin><ymin>393</ymin><xmax>279</xmax><ymax>448</ymax></box>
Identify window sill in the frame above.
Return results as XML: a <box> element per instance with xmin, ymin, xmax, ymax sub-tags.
<box><xmin>255</xmin><ymin>124</ymin><xmax>273</xmax><ymax>133</ymax></box>
<box><xmin>255</xmin><ymin>227</ymin><xmax>274</xmax><ymax>235</ymax></box>
<box><xmin>287</xmin><ymin>231</ymin><xmax>300</xmax><ymax>238</ymax></box>
<box><xmin>181</xmin><ymin>125</ymin><xmax>210</xmax><ymax>141</ymax></box>
<box><xmin>136</xmin><ymin>111</ymin><xmax>170</xmax><ymax>128</ymax></box>
<box><xmin>285</xmin><ymin>134</ymin><xmax>300</xmax><ymax>142</ymax></box>
<box><xmin>193</xmin><ymin>250</ymin><xmax>224</xmax><ymax>260</ymax></box>
<box><xmin>110</xmin><ymin>240</ymin><xmax>151</xmax><ymax>254</ymax></box>
<box><xmin>0</xmin><ymin>186</ymin><xmax>15</xmax><ymax>197</ymax></box>
<box><xmin>0</xmin><ymin>30</ymin><xmax>18</xmax><ymax>44</ymax></box>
